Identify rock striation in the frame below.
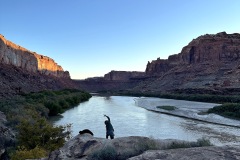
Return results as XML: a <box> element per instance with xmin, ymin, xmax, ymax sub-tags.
<box><xmin>0</xmin><ymin>35</ymin><xmax>70</xmax><ymax>78</ymax></box>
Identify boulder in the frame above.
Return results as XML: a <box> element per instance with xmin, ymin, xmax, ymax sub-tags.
<box><xmin>46</xmin><ymin>134</ymin><xmax>187</xmax><ymax>160</ymax></box>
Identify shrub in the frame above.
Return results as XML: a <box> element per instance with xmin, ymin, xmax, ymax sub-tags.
<box><xmin>11</xmin><ymin>146</ymin><xmax>47</xmax><ymax>160</ymax></box>
<box><xmin>166</xmin><ymin>138</ymin><xmax>212</xmax><ymax>149</ymax></box>
<box><xmin>44</xmin><ymin>101</ymin><xmax>63</xmax><ymax>116</ymax></box>
<box><xmin>208</xmin><ymin>103</ymin><xmax>240</xmax><ymax>119</ymax></box>
<box><xmin>195</xmin><ymin>137</ymin><xmax>212</xmax><ymax>147</ymax></box>
<box><xmin>156</xmin><ymin>105</ymin><xmax>177</xmax><ymax>111</ymax></box>
<box><xmin>17</xmin><ymin>115</ymin><xmax>66</xmax><ymax>151</ymax></box>
<box><xmin>88</xmin><ymin>145</ymin><xmax>118</xmax><ymax>160</ymax></box>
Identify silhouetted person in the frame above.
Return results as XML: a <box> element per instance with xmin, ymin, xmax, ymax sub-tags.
<box><xmin>104</xmin><ymin>114</ymin><xmax>114</xmax><ymax>139</ymax></box>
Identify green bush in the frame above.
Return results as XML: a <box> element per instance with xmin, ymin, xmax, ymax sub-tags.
<box><xmin>44</xmin><ymin>101</ymin><xmax>63</xmax><ymax>116</ymax></box>
<box><xmin>11</xmin><ymin>146</ymin><xmax>48</xmax><ymax>160</ymax></box>
<box><xmin>208</xmin><ymin>103</ymin><xmax>240</xmax><ymax>119</ymax></box>
<box><xmin>17</xmin><ymin>115</ymin><xmax>66</xmax><ymax>151</ymax></box>
<box><xmin>166</xmin><ymin>138</ymin><xmax>212</xmax><ymax>149</ymax></box>
<box><xmin>157</xmin><ymin>105</ymin><xmax>177</xmax><ymax>111</ymax></box>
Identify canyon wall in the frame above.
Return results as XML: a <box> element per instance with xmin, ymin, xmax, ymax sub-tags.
<box><xmin>146</xmin><ymin>32</ymin><xmax>240</xmax><ymax>76</ymax></box>
<box><xmin>104</xmin><ymin>70</ymin><xmax>145</xmax><ymax>81</ymax></box>
<box><xmin>75</xmin><ymin>71</ymin><xmax>146</xmax><ymax>92</ymax></box>
<box><xmin>134</xmin><ymin>32</ymin><xmax>240</xmax><ymax>94</ymax></box>
<box><xmin>0</xmin><ymin>35</ymin><xmax>70</xmax><ymax>78</ymax></box>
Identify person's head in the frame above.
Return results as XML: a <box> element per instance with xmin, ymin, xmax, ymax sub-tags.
<box><xmin>105</xmin><ymin>120</ymin><xmax>109</xmax><ymax>125</ymax></box>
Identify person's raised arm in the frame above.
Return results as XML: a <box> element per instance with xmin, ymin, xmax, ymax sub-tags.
<box><xmin>104</xmin><ymin>114</ymin><xmax>110</xmax><ymax>121</ymax></box>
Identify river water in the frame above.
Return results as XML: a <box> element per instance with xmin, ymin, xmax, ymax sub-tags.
<box><xmin>52</xmin><ymin>96</ymin><xmax>240</xmax><ymax>146</ymax></box>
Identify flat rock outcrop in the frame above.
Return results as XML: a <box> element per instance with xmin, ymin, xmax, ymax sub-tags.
<box><xmin>128</xmin><ymin>145</ymin><xmax>240</xmax><ymax>160</ymax></box>
<box><xmin>47</xmin><ymin>134</ymin><xmax>159</xmax><ymax>160</ymax></box>
<box><xmin>45</xmin><ymin>133</ymin><xmax>240</xmax><ymax>160</ymax></box>
<box><xmin>0</xmin><ymin>35</ymin><xmax>70</xmax><ymax>78</ymax></box>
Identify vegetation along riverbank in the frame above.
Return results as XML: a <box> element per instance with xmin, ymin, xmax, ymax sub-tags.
<box><xmin>0</xmin><ymin>89</ymin><xmax>91</xmax><ymax>160</ymax></box>
<box><xmin>119</xmin><ymin>91</ymin><xmax>240</xmax><ymax>121</ymax></box>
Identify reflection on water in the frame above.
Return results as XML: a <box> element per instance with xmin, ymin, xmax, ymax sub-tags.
<box><xmin>52</xmin><ymin>96</ymin><xmax>240</xmax><ymax>146</ymax></box>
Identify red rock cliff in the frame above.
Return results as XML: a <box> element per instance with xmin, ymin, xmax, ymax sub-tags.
<box><xmin>104</xmin><ymin>71</ymin><xmax>145</xmax><ymax>81</ymax></box>
<box><xmin>146</xmin><ymin>32</ymin><xmax>240</xmax><ymax>76</ymax></box>
<box><xmin>0</xmin><ymin>34</ymin><xmax>70</xmax><ymax>78</ymax></box>
<box><xmin>139</xmin><ymin>32</ymin><xmax>240</xmax><ymax>93</ymax></box>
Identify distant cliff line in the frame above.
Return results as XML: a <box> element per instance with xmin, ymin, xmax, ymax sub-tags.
<box><xmin>0</xmin><ymin>34</ymin><xmax>70</xmax><ymax>78</ymax></box>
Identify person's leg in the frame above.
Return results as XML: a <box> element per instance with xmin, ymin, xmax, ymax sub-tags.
<box><xmin>110</xmin><ymin>134</ymin><xmax>114</xmax><ymax>139</ymax></box>
<box><xmin>106</xmin><ymin>134</ymin><xmax>109</xmax><ymax>139</ymax></box>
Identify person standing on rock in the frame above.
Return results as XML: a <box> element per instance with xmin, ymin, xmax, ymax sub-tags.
<box><xmin>104</xmin><ymin>114</ymin><xmax>114</xmax><ymax>139</ymax></box>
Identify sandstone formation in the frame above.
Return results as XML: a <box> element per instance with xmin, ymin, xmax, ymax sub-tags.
<box><xmin>104</xmin><ymin>71</ymin><xmax>145</xmax><ymax>81</ymax></box>
<box><xmin>146</xmin><ymin>32</ymin><xmax>240</xmax><ymax>76</ymax></box>
<box><xmin>75</xmin><ymin>71</ymin><xmax>146</xmax><ymax>92</ymax></box>
<box><xmin>76</xmin><ymin>32</ymin><xmax>240</xmax><ymax>94</ymax></box>
<box><xmin>137</xmin><ymin>32</ymin><xmax>240</xmax><ymax>93</ymax></box>
<box><xmin>0</xmin><ymin>63</ymin><xmax>76</xmax><ymax>99</ymax></box>
<box><xmin>0</xmin><ymin>35</ymin><xmax>77</xmax><ymax>98</ymax></box>
<box><xmin>0</xmin><ymin>35</ymin><xmax>70</xmax><ymax>78</ymax></box>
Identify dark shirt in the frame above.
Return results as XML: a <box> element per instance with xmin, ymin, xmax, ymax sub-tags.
<box><xmin>105</xmin><ymin>116</ymin><xmax>114</xmax><ymax>133</ymax></box>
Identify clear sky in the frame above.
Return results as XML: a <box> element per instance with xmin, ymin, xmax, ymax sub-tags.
<box><xmin>0</xmin><ymin>0</ymin><xmax>240</xmax><ymax>79</ymax></box>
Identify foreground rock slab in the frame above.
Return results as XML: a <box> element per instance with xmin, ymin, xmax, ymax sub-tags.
<box><xmin>128</xmin><ymin>145</ymin><xmax>240</xmax><ymax>160</ymax></box>
<box><xmin>44</xmin><ymin>133</ymin><xmax>240</xmax><ymax>160</ymax></box>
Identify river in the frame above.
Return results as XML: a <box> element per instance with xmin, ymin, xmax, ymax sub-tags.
<box><xmin>52</xmin><ymin>96</ymin><xmax>240</xmax><ymax>146</ymax></box>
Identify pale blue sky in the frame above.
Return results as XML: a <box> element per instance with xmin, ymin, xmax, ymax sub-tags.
<box><xmin>0</xmin><ymin>0</ymin><xmax>239</xmax><ymax>79</ymax></box>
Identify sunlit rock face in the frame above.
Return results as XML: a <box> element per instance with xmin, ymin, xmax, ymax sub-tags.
<box><xmin>146</xmin><ymin>32</ymin><xmax>240</xmax><ymax>76</ymax></box>
<box><xmin>0</xmin><ymin>35</ymin><xmax>70</xmax><ymax>78</ymax></box>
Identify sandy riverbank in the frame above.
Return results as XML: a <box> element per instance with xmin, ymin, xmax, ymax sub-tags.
<box><xmin>134</xmin><ymin>97</ymin><xmax>240</xmax><ymax>127</ymax></box>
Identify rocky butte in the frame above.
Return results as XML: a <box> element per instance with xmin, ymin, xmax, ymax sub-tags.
<box><xmin>75</xmin><ymin>70</ymin><xmax>146</xmax><ymax>92</ymax></box>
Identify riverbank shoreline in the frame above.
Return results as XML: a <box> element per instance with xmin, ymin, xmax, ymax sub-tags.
<box><xmin>134</xmin><ymin>97</ymin><xmax>240</xmax><ymax>128</ymax></box>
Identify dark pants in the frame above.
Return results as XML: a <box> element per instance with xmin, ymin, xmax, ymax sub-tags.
<box><xmin>106</xmin><ymin>131</ymin><xmax>114</xmax><ymax>139</ymax></box>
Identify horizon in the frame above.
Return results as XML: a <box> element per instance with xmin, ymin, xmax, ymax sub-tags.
<box><xmin>0</xmin><ymin>0</ymin><xmax>240</xmax><ymax>79</ymax></box>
